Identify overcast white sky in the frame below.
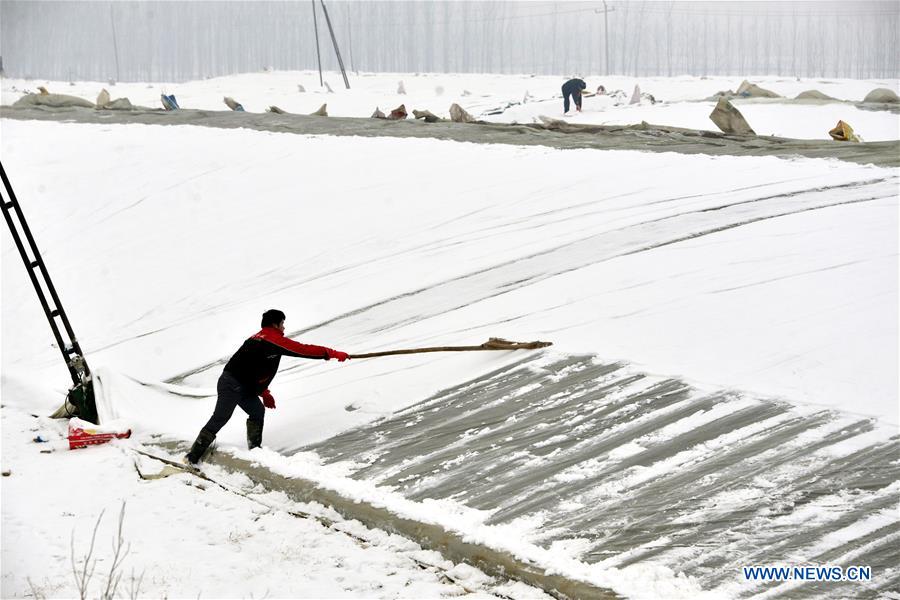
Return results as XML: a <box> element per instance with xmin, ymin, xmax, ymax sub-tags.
<box><xmin>2</xmin><ymin>1</ymin><xmax>898</xmax><ymax>82</ymax></box>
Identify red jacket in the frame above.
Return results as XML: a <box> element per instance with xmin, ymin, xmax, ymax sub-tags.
<box><xmin>223</xmin><ymin>327</ymin><xmax>335</xmax><ymax>394</ymax></box>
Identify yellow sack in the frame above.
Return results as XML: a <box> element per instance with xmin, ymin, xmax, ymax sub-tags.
<box><xmin>828</xmin><ymin>120</ymin><xmax>860</xmax><ymax>142</ymax></box>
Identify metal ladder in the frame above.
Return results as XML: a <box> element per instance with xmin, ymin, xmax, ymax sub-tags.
<box><xmin>1</xmin><ymin>160</ymin><xmax>96</xmax><ymax>421</ymax></box>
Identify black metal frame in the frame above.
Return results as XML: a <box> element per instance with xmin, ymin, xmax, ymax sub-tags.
<box><xmin>0</xmin><ymin>160</ymin><xmax>92</xmax><ymax>388</ymax></box>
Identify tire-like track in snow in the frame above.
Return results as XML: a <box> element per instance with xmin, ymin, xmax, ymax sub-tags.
<box><xmin>167</xmin><ymin>174</ymin><xmax>897</xmax><ymax>385</ymax></box>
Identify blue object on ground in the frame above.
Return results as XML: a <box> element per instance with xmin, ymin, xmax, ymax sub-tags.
<box><xmin>161</xmin><ymin>94</ymin><xmax>180</xmax><ymax>111</ymax></box>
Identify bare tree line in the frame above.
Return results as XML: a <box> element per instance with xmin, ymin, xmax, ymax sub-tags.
<box><xmin>1</xmin><ymin>1</ymin><xmax>897</xmax><ymax>82</ymax></box>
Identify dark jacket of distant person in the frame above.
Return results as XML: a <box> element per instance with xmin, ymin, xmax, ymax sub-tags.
<box><xmin>562</xmin><ymin>78</ymin><xmax>587</xmax><ymax>113</ymax></box>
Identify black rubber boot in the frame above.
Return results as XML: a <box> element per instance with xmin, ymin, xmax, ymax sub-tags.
<box><xmin>185</xmin><ymin>428</ymin><xmax>216</xmax><ymax>464</ymax></box>
<box><xmin>246</xmin><ymin>419</ymin><xmax>263</xmax><ymax>450</ymax></box>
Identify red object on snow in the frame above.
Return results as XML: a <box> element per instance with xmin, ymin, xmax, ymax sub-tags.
<box><xmin>67</xmin><ymin>419</ymin><xmax>131</xmax><ymax>450</ymax></box>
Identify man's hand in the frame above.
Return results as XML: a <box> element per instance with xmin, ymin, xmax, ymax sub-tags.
<box><xmin>261</xmin><ymin>390</ymin><xmax>276</xmax><ymax>409</ymax></box>
<box><xmin>326</xmin><ymin>348</ymin><xmax>350</xmax><ymax>362</ymax></box>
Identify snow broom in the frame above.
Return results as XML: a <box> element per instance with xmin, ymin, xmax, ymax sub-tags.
<box><xmin>348</xmin><ymin>337</ymin><xmax>552</xmax><ymax>359</ymax></box>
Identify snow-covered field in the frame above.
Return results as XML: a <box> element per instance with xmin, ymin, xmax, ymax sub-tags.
<box><xmin>2</xmin><ymin>407</ymin><xmax>550</xmax><ymax>600</ymax></box>
<box><xmin>3</xmin><ymin>70</ymin><xmax>899</xmax><ymax>140</ymax></box>
<box><xmin>2</xmin><ymin>71</ymin><xmax>898</xmax><ymax>599</ymax></box>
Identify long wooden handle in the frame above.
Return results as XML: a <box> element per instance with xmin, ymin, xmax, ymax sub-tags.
<box><xmin>348</xmin><ymin>338</ymin><xmax>552</xmax><ymax>359</ymax></box>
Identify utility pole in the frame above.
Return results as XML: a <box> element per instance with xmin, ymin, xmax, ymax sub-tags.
<box><xmin>319</xmin><ymin>0</ymin><xmax>350</xmax><ymax>89</ymax></box>
<box><xmin>596</xmin><ymin>2</ymin><xmax>615</xmax><ymax>76</ymax></box>
<box><xmin>311</xmin><ymin>0</ymin><xmax>323</xmax><ymax>87</ymax></box>
<box><xmin>346</xmin><ymin>10</ymin><xmax>356</xmax><ymax>74</ymax></box>
<box><xmin>110</xmin><ymin>4</ymin><xmax>120</xmax><ymax>82</ymax></box>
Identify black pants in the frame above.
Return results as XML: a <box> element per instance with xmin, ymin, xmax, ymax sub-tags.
<box><xmin>202</xmin><ymin>371</ymin><xmax>264</xmax><ymax>435</ymax></box>
<box><xmin>563</xmin><ymin>91</ymin><xmax>582</xmax><ymax>113</ymax></box>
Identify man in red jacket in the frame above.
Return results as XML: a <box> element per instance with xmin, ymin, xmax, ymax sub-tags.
<box><xmin>185</xmin><ymin>309</ymin><xmax>349</xmax><ymax>464</ymax></box>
